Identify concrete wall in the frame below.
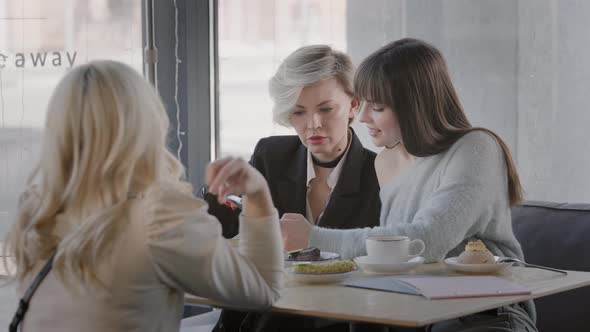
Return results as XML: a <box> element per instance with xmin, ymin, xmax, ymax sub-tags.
<box><xmin>347</xmin><ymin>0</ymin><xmax>590</xmax><ymax>202</ymax></box>
<box><xmin>517</xmin><ymin>0</ymin><xmax>590</xmax><ymax>202</ymax></box>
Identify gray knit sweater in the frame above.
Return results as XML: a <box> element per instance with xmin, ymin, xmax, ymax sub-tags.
<box><xmin>309</xmin><ymin>131</ymin><xmax>524</xmax><ymax>263</ymax></box>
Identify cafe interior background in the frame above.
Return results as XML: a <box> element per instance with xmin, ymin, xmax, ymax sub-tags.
<box><xmin>1</xmin><ymin>0</ymin><xmax>589</xmax><ymax>325</ymax></box>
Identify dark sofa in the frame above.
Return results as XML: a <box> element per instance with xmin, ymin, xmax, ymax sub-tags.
<box><xmin>511</xmin><ymin>201</ymin><xmax>590</xmax><ymax>332</ymax></box>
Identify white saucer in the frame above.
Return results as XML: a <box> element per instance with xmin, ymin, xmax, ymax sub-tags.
<box><xmin>285</xmin><ymin>251</ymin><xmax>341</xmax><ymax>263</ymax></box>
<box><xmin>353</xmin><ymin>256</ymin><xmax>425</xmax><ymax>274</ymax></box>
<box><xmin>444</xmin><ymin>256</ymin><xmax>512</xmax><ymax>274</ymax></box>
<box><xmin>287</xmin><ymin>268</ymin><xmax>356</xmax><ymax>284</ymax></box>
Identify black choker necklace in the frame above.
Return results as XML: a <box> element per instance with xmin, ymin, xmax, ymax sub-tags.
<box><xmin>386</xmin><ymin>141</ymin><xmax>401</xmax><ymax>150</ymax></box>
<box><xmin>312</xmin><ymin>151</ymin><xmax>346</xmax><ymax>168</ymax></box>
<box><xmin>312</xmin><ymin>129</ymin><xmax>352</xmax><ymax>168</ymax></box>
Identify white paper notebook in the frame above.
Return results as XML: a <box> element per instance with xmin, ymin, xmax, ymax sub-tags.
<box><xmin>344</xmin><ymin>275</ymin><xmax>531</xmax><ymax>300</ymax></box>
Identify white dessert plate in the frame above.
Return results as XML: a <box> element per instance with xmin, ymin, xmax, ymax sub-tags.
<box><xmin>353</xmin><ymin>256</ymin><xmax>425</xmax><ymax>274</ymax></box>
<box><xmin>287</xmin><ymin>267</ymin><xmax>356</xmax><ymax>284</ymax></box>
<box><xmin>285</xmin><ymin>251</ymin><xmax>340</xmax><ymax>262</ymax></box>
<box><xmin>444</xmin><ymin>256</ymin><xmax>512</xmax><ymax>274</ymax></box>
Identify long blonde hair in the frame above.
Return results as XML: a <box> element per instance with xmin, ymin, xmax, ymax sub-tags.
<box><xmin>4</xmin><ymin>60</ymin><xmax>188</xmax><ymax>286</ymax></box>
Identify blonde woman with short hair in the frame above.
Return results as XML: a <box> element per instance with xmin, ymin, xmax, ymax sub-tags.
<box><xmin>208</xmin><ymin>45</ymin><xmax>380</xmax><ymax>332</ymax></box>
<box><xmin>210</xmin><ymin>45</ymin><xmax>380</xmax><ymax>239</ymax></box>
<box><xmin>3</xmin><ymin>60</ymin><xmax>283</xmax><ymax>332</ymax></box>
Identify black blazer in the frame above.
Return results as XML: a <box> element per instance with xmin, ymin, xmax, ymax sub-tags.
<box><xmin>206</xmin><ymin>129</ymin><xmax>381</xmax><ymax>238</ymax></box>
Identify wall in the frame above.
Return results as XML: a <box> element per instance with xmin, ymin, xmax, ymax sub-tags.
<box><xmin>348</xmin><ymin>0</ymin><xmax>590</xmax><ymax>202</ymax></box>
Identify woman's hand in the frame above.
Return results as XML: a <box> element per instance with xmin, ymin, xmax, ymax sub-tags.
<box><xmin>206</xmin><ymin>157</ymin><xmax>273</xmax><ymax>217</ymax></box>
<box><xmin>280</xmin><ymin>213</ymin><xmax>312</xmax><ymax>251</ymax></box>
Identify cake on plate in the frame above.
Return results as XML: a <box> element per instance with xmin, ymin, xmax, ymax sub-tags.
<box><xmin>457</xmin><ymin>240</ymin><xmax>495</xmax><ymax>264</ymax></box>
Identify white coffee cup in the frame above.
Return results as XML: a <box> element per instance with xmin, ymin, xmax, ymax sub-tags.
<box><xmin>365</xmin><ymin>235</ymin><xmax>425</xmax><ymax>263</ymax></box>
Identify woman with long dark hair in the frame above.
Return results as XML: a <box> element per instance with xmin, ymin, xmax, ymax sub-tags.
<box><xmin>281</xmin><ymin>38</ymin><xmax>537</xmax><ymax>331</ymax></box>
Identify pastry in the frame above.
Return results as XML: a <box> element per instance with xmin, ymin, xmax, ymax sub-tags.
<box><xmin>292</xmin><ymin>260</ymin><xmax>356</xmax><ymax>274</ymax></box>
<box><xmin>457</xmin><ymin>240</ymin><xmax>495</xmax><ymax>264</ymax></box>
<box><xmin>287</xmin><ymin>247</ymin><xmax>321</xmax><ymax>261</ymax></box>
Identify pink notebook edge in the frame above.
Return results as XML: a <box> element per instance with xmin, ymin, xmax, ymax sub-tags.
<box><xmin>397</xmin><ymin>275</ymin><xmax>532</xmax><ymax>300</ymax></box>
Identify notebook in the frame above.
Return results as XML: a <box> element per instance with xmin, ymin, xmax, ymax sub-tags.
<box><xmin>343</xmin><ymin>275</ymin><xmax>531</xmax><ymax>300</ymax></box>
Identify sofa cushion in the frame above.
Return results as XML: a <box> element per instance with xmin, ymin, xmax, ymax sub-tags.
<box><xmin>512</xmin><ymin>201</ymin><xmax>590</xmax><ymax>332</ymax></box>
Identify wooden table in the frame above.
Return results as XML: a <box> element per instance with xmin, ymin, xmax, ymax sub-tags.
<box><xmin>185</xmin><ymin>263</ymin><xmax>590</xmax><ymax>327</ymax></box>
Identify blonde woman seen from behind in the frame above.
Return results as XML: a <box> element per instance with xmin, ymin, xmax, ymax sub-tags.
<box><xmin>3</xmin><ymin>60</ymin><xmax>283</xmax><ymax>332</ymax></box>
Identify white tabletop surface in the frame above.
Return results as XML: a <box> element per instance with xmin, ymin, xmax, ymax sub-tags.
<box><xmin>185</xmin><ymin>263</ymin><xmax>590</xmax><ymax>327</ymax></box>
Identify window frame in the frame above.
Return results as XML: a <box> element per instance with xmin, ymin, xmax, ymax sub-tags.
<box><xmin>145</xmin><ymin>0</ymin><xmax>219</xmax><ymax>190</ymax></box>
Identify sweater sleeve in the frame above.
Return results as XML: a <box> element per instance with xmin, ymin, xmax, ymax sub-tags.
<box><xmin>310</xmin><ymin>132</ymin><xmax>507</xmax><ymax>262</ymax></box>
<box><xmin>144</xmin><ymin>187</ymin><xmax>284</xmax><ymax>309</ymax></box>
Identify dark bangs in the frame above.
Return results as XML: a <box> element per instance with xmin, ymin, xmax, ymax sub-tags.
<box><xmin>354</xmin><ymin>51</ymin><xmax>395</xmax><ymax>108</ymax></box>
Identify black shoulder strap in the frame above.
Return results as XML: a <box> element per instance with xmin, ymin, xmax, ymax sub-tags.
<box><xmin>9</xmin><ymin>252</ymin><xmax>56</xmax><ymax>332</ymax></box>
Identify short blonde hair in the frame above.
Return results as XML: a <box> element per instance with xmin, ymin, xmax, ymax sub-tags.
<box><xmin>269</xmin><ymin>45</ymin><xmax>355</xmax><ymax>126</ymax></box>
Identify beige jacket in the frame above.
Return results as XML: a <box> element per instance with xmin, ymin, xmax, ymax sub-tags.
<box><xmin>20</xmin><ymin>187</ymin><xmax>284</xmax><ymax>332</ymax></box>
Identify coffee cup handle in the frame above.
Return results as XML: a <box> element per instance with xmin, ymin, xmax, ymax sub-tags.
<box><xmin>408</xmin><ymin>239</ymin><xmax>425</xmax><ymax>258</ymax></box>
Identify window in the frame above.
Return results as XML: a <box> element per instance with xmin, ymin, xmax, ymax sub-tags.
<box><xmin>0</xmin><ymin>0</ymin><xmax>142</xmax><ymax>235</ymax></box>
<box><xmin>217</xmin><ymin>0</ymin><xmax>347</xmax><ymax>159</ymax></box>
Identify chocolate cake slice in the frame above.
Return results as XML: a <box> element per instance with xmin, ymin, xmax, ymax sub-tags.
<box><xmin>287</xmin><ymin>247</ymin><xmax>321</xmax><ymax>261</ymax></box>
